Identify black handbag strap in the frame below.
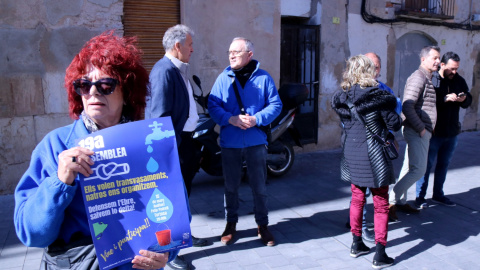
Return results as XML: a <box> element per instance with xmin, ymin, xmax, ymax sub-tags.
<box><xmin>231</xmin><ymin>77</ymin><xmax>246</xmax><ymax>115</ymax></box>
<box><xmin>346</xmin><ymin>97</ymin><xmax>386</xmax><ymax>144</ymax></box>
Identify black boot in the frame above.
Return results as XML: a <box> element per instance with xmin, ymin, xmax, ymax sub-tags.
<box><xmin>350</xmin><ymin>234</ymin><xmax>370</xmax><ymax>258</ymax></box>
<box><xmin>372</xmin><ymin>243</ymin><xmax>394</xmax><ymax>269</ymax></box>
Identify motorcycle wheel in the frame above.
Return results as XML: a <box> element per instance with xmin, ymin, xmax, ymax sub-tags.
<box><xmin>266</xmin><ymin>140</ymin><xmax>295</xmax><ymax>177</ymax></box>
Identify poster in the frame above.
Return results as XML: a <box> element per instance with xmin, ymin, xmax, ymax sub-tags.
<box><xmin>77</xmin><ymin>117</ymin><xmax>192</xmax><ymax>270</ymax></box>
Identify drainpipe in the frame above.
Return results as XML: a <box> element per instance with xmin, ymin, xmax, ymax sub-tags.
<box><xmin>469</xmin><ymin>0</ymin><xmax>473</xmax><ymax>28</ymax></box>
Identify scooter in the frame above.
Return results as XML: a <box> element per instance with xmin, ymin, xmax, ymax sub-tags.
<box><xmin>191</xmin><ymin>75</ymin><xmax>309</xmax><ymax>177</ymax></box>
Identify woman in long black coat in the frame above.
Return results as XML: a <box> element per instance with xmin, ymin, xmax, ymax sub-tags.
<box><xmin>331</xmin><ymin>55</ymin><xmax>402</xmax><ymax>269</ymax></box>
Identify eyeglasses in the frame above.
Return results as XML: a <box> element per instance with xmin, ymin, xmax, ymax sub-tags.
<box><xmin>73</xmin><ymin>78</ymin><xmax>119</xmax><ymax>96</ymax></box>
<box><xmin>227</xmin><ymin>50</ymin><xmax>249</xmax><ymax>56</ymax></box>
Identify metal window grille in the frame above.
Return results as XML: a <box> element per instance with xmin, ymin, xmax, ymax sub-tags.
<box><xmin>402</xmin><ymin>0</ymin><xmax>455</xmax><ymax>17</ymax></box>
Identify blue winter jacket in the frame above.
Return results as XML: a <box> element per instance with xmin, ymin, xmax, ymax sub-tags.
<box><xmin>14</xmin><ymin>119</ymin><xmax>181</xmax><ymax>269</ymax></box>
<box><xmin>378</xmin><ymin>81</ymin><xmax>402</xmax><ymax>115</ymax></box>
<box><xmin>208</xmin><ymin>60</ymin><xmax>282</xmax><ymax>148</ymax></box>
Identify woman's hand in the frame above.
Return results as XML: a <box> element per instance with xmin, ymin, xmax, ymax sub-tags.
<box><xmin>57</xmin><ymin>147</ymin><xmax>94</xmax><ymax>185</ymax></box>
<box><xmin>132</xmin><ymin>250</ymin><xmax>169</xmax><ymax>269</ymax></box>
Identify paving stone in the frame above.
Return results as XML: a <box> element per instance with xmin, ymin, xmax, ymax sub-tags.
<box><xmin>262</xmin><ymin>254</ymin><xmax>290</xmax><ymax>268</ymax></box>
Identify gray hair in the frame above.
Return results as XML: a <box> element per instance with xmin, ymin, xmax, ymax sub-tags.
<box><xmin>162</xmin><ymin>24</ymin><xmax>194</xmax><ymax>52</ymax></box>
<box><xmin>419</xmin><ymin>45</ymin><xmax>440</xmax><ymax>59</ymax></box>
<box><xmin>232</xmin><ymin>37</ymin><xmax>254</xmax><ymax>54</ymax></box>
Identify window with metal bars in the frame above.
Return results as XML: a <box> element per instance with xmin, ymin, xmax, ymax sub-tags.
<box><xmin>400</xmin><ymin>0</ymin><xmax>455</xmax><ymax>18</ymax></box>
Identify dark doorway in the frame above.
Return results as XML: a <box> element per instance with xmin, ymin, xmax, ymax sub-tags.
<box><xmin>280</xmin><ymin>23</ymin><xmax>320</xmax><ymax>144</ymax></box>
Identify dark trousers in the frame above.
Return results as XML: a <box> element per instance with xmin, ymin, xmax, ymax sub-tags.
<box><xmin>350</xmin><ymin>184</ymin><xmax>389</xmax><ymax>246</ymax></box>
<box><xmin>222</xmin><ymin>145</ymin><xmax>269</xmax><ymax>226</ymax></box>
<box><xmin>178</xmin><ymin>132</ymin><xmax>199</xmax><ymax>198</ymax></box>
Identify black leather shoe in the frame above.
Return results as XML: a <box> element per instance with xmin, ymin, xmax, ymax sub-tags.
<box><xmin>167</xmin><ymin>256</ymin><xmax>190</xmax><ymax>270</ymax></box>
<box><xmin>362</xmin><ymin>228</ymin><xmax>375</xmax><ymax>243</ymax></box>
<box><xmin>221</xmin><ymin>222</ymin><xmax>237</xmax><ymax>245</ymax></box>
<box><xmin>192</xmin><ymin>235</ymin><xmax>208</xmax><ymax>247</ymax></box>
<box><xmin>258</xmin><ymin>225</ymin><xmax>275</xmax><ymax>246</ymax></box>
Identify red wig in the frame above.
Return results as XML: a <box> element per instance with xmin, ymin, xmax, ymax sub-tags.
<box><xmin>65</xmin><ymin>31</ymin><xmax>149</xmax><ymax>121</ymax></box>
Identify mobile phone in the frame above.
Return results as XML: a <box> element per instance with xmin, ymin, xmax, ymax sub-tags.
<box><xmin>458</xmin><ymin>92</ymin><xmax>466</xmax><ymax>97</ymax></box>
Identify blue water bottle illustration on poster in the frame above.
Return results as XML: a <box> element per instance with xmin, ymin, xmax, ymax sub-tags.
<box><xmin>78</xmin><ymin>117</ymin><xmax>192</xmax><ymax>270</ymax></box>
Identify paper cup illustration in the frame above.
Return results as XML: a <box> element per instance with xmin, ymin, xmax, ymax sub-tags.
<box><xmin>155</xmin><ymin>229</ymin><xmax>171</xmax><ymax>246</ymax></box>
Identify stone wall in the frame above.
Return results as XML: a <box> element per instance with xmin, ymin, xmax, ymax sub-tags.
<box><xmin>0</xmin><ymin>0</ymin><xmax>123</xmax><ymax>194</ymax></box>
<box><xmin>315</xmin><ymin>0</ymin><xmax>350</xmax><ymax>150</ymax></box>
<box><xmin>0</xmin><ymin>0</ymin><xmax>282</xmax><ymax>195</ymax></box>
<box><xmin>324</xmin><ymin>0</ymin><xmax>480</xmax><ymax>150</ymax></box>
<box><xmin>347</xmin><ymin>6</ymin><xmax>480</xmax><ymax>134</ymax></box>
<box><xmin>184</xmin><ymin>0</ymin><xmax>281</xmax><ymax>93</ymax></box>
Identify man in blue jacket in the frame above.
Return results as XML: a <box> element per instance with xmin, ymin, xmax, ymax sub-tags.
<box><xmin>208</xmin><ymin>37</ymin><xmax>282</xmax><ymax>247</ymax></box>
<box><xmin>145</xmin><ymin>24</ymin><xmax>205</xmax><ymax>270</ymax></box>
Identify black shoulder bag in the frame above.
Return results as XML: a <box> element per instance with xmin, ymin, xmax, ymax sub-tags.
<box><xmin>347</xmin><ymin>98</ymin><xmax>399</xmax><ymax>160</ymax></box>
<box><xmin>230</xmin><ymin>77</ymin><xmax>272</xmax><ymax>142</ymax></box>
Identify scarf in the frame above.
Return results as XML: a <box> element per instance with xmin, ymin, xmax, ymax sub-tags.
<box><xmin>233</xmin><ymin>60</ymin><xmax>256</xmax><ymax>88</ymax></box>
<box><xmin>81</xmin><ymin>111</ymin><xmax>131</xmax><ymax>133</ymax></box>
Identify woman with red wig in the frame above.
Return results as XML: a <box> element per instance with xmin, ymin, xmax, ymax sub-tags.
<box><xmin>14</xmin><ymin>32</ymin><xmax>180</xmax><ymax>270</ymax></box>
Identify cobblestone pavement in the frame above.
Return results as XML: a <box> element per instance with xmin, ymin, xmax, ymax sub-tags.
<box><xmin>1</xmin><ymin>131</ymin><xmax>479</xmax><ymax>270</ymax></box>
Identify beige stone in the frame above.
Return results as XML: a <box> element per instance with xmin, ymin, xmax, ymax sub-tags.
<box><xmin>12</xmin><ymin>75</ymin><xmax>45</xmax><ymax>117</ymax></box>
<box><xmin>0</xmin><ymin>161</ymin><xmax>29</xmax><ymax>194</ymax></box>
<box><xmin>34</xmin><ymin>113</ymin><xmax>72</xmax><ymax>143</ymax></box>
<box><xmin>0</xmin><ymin>116</ymin><xmax>36</xmax><ymax>165</ymax></box>
<box><xmin>186</xmin><ymin>0</ymin><xmax>281</xmax><ymax>90</ymax></box>
<box><xmin>0</xmin><ymin>76</ymin><xmax>14</xmax><ymax>118</ymax></box>
<box><xmin>43</xmin><ymin>72</ymin><xmax>69</xmax><ymax>114</ymax></box>
<box><xmin>0</xmin><ymin>0</ymin><xmax>45</xmax><ymax>29</ymax></box>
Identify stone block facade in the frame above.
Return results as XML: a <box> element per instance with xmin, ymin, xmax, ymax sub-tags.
<box><xmin>0</xmin><ymin>0</ymin><xmax>123</xmax><ymax>194</ymax></box>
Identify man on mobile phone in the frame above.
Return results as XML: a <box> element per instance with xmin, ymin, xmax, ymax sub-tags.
<box><xmin>415</xmin><ymin>51</ymin><xmax>472</xmax><ymax>208</ymax></box>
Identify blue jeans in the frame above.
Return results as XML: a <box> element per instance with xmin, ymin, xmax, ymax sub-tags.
<box><xmin>222</xmin><ymin>145</ymin><xmax>269</xmax><ymax>226</ymax></box>
<box><xmin>416</xmin><ymin>135</ymin><xmax>458</xmax><ymax>199</ymax></box>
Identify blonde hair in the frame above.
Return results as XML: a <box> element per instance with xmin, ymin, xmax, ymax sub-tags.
<box><xmin>340</xmin><ymin>55</ymin><xmax>378</xmax><ymax>91</ymax></box>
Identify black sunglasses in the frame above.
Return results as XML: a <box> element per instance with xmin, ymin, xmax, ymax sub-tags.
<box><xmin>73</xmin><ymin>78</ymin><xmax>119</xmax><ymax>96</ymax></box>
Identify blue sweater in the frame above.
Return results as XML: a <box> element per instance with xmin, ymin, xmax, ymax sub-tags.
<box><xmin>208</xmin><ymin>60</ymin><xmax>282</xmax><ymax>148</ymax></box>
<box><xmin>14</xmin><ymin>119</ymin><xmax>180</xmax><ymax>269</ymax></box>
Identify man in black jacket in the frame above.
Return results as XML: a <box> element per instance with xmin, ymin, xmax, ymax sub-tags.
<box><xmin>415</xmin><ymin>52</ymin><xmax>472</xmax><ymax>208</ymax></box>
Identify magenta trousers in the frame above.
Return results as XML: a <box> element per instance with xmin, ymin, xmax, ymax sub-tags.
<box><xmin>350</xmin><ymin>184</ymin><xmax>389</xmax><ymax>246</ymax></box>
